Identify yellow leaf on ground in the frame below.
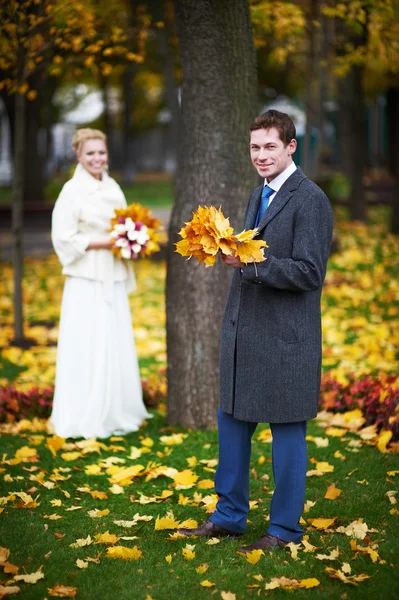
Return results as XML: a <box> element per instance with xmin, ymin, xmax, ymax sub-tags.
<box><xmin>182</xmin><ymin>547</ymin><xmax>196</xmax><ymax>560</ymax></box>
<box><xmin>324</xmin><ymin>484</ymin><xmax>342</xmax><ymax>500</ymax></box>
<box><xmin>154</xmin><ymin>516</ymin><xmax>180</xmax><ymax>530</ymax></box>
<box><xmin>160</xmin><ymin>433</ymin><xmax>187</xmax><ymax>445</ymax></box>
<box><xmin>0</xmin><ymin>547</ymin><xmax>10</xmax><ymax>563</ymax></box>
<box><xmin>109</xmin><ymin>465</ymin><xmax>144</xmax><ymax>483</ymax></box>
<box><xmin>200</xmin><ymin>580</ymin><xmax>215</xmax><ymax>587</ymax></box>
<box><xmin>70</xmin><ymin>535</ymin><xmax>93</xmax><ymax>548</ymax></box>
<box><xmin>90</xmin><ymin>490</ymin><xmax>107</xmax><ymax>500</ymax></box>
<box><xmin>196</xmin><ymin>479</ymin><xmax>214</xmax><ymax>490</ymax></box>
<box><xmin>243</xmin><ymin>549</ymin><xmax>264</xmax><ymax>564</ymax></box>
<box><xmin>76</xmin><ymin>559</ymin><xmax>88</xmax><ymax>569</ymax></box>
<box><xmin>14</xmin><ymin>571</ymin><xmax>44</xmax><ymax>584</ymax></box>
<box><xmin>336</xmin><ymin>519</ymin><xmax>369</xmax><ymax>540</ymax></box>
<box><xmin>88</xmin><ymin>509</ymin><xmax>110</xmax><ymax>518</ymax></box>
<box><xmin>308</xmin><ymin>517</ymin><xmax>337</xmax><ymax>530</ymax></box>
<box><xmin>0</xmin><ymin>585</ymin><xmax>20</xmax><ymax>596</ymax></box>
<box><xmin>377</xmin><ymin>430</ymin><xmax>393</xmax><ymax>453</ymax></box>
<box><xmin>15</xmin><ymin>446</ymin><xmax>38</xmax><ymax>460</ymax></box>
<box><xmin>221</xmin><ymin>592</ymin><xmax>236</xmax><ymax>600</ymax></box>
<box><xmin>109</xmin><ymin>484</ymin><xmax>125</xmax><ymax>495</ymax></box>
<box><xmin>179</xmin><ymin>519</ymin><xmax>198</xmax><ymax>529</ymax></box>
<box><xmin>48</xmin><ymin>585</ymin><xmax>77</xmax><ymax>597</ymax></box>
<box><xmin>85</xmin><ymin>465</ymin><xmax>102</xmax><ymax>475</ymax></box>
<box><xmin>286</xmin><ymin>542</ymin><xmax>301</xmax><ymax>560</ymax></box>
<box><xmin>316</xmin><ymin>547</ymin><xmax>340</xmax><ymax>561</ymax></box>
<box><xmin>174</xmin><ymin>469</ymin><xmax>199</xmax><ymax>489</ymax></box>
<box><xmin>196</xmin><ymin>563</ymin><xmax>209</xmax><ymax>574</ymax></box>
<box><xmin>46</xmin><ymin>436</ymin><xmax>66</xmax><ymax>456</ymax></box>
<box><xmin>187</xmin><ymin>456</ymin><xmax>198</xmax><ymax>467</ymax></box>
<box><xmin>106</xmin><ymin>546</ymin><xmax>142</xmax><ymax>560</ymax></box>
<box><xmin>2</xmin><ymin>562</ymin><xmax>19</xmax><ymax>575</ymax></box>
<box><xmin>206</xmin><ymin>538</ymin><xmax>221</xmax><ymax>545</ymax></box>
<box><xmin>299</xmin><ymin>578</ymin><xmax>320</xmax><ymax>588</ymax></box>
<box><xmin>165</xmin><ymin>554</ymin><xmax>172</xmax><ymax>564</ymax></box>
<box><xmin>60</xmin><ymin>452</ymin><xmax>81</xmax><ymax>462</ymax></box>
<box><xmin>94</xmin><ymin>531</ymin><xmax>120</xmax><ymax>545</ymax></box>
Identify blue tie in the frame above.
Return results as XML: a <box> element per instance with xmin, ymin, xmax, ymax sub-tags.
<box><xmin>255</xmin><ymin>185</ymin><xmax>274</xmax><ymax>227</ymax></box>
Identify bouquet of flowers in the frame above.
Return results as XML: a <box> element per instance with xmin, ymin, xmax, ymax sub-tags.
<box><xmin>110</xmin><ymin>203</ymin><xmax>164</xmax><ymax>260</ymax></box>
<box><xmin>175</xmin><ymin>205</ymin><xmax>268</xmax><ymax>267</ymax></box>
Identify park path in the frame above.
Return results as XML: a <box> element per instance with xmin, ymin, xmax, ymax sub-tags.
<box><xmin>0</xmin><ymin>208</ymin><xmax>171</xmax><ymax>261</ymax></box>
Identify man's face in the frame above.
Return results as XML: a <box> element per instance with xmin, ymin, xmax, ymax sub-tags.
<box><xmin>250</xmin><ymin>127</ymin><xmax>296</xmax><ymax>182</ymax></box>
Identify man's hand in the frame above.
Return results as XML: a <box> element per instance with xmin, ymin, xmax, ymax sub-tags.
<box><xmin>221</xmin><ymin>252</ymin><xmax>245</xmax><ymax>269</ymax></box>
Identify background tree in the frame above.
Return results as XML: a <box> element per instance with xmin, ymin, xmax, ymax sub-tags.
<box><xmin>0</xmin><ymin>0</ymin><xmax>147</xmax><ymax>345</ymax></box>
<box><xmin>166</xmin><ymin>0</ymin><xmax>258</xmax><ymax>429</ymax></box>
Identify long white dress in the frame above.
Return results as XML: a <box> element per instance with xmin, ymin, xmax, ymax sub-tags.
<box><xmin>50</xmin><ymin>164</ymin><xmax>151</xmax><ymax>439</ymax></box>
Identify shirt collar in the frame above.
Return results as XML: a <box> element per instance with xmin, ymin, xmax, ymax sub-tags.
<box><xmin>72</xmin><ymin>163</ymin><xmax>110</xmax><ymax>192</ymax></box>
<box><xmin>264</xmin><ymin>161</ymin><xmax>297</xmax><ymax>193</ymax></box>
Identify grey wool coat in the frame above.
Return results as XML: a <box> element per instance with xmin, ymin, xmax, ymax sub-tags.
<box><xmin>219</xmin><ymin>167</ymin><xmax>333</xmax><ymax>423</ymax></box>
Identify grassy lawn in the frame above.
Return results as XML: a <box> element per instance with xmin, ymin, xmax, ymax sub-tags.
<box><xmin>0</xmin><ymin>206</ymin><xmax>398</xmax><ymax>598</ymax></box>
<box><xmin>0</xmin><ymin>412</ymin><xmax>398</xmax><ymax>599</ymax></box>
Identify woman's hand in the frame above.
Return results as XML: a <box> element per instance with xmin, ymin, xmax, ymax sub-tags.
<box><xmin>86</xmin><ymin>240</ymin><xmax>113</xmax><ymax>250</ymax></box>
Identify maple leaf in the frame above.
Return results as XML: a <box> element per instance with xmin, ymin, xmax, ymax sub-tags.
<box><xmin>76</xmin><ymin>559</ymin><xmax>88</xmax><ymax>569</ymax></box>
<box><xmin>324</xmin><ymin>483</ymin><xmax>342</xmax><ymax>500</ymax></box>
<box><xmin>14</xmin><ymin>570</ymin><xmax>44</xmax><ymax>584</ymax></box>
<box><xmin>200</xmin><ymin>580</ymin><xmax>215</xmax><ymax>587</ymax></box>
<box><xmin>0</xmin><ymin>547</ymin><xmax>10</xmax><ymax>563</ymax></box>
<box><xmin>70</xmin><ymin>535</ymin><xmax>93</xmax><ymax>548</ymax></box>
<box><xmin>196</xmin><ymin>479</ymin><xmax>214</xmax><ymax>490</ymax></box>
<box><xmin>241</xmin><ymin>549</ymin><xmax>264</xmax><ymax>564</ymax></box>
<box><xmin>2</xmin><ymin>562</ymin><xmax>19</xmax><ymax>575</ymax></box>
<box><xmin>46</xmin><ymin>436</ymin><xmax>66</xmax><ymax>456</ymax></box>
<box><xmin>196</xmin><ymin>563</ymin><xmax>209</xmax><ymax>574</ymax></box>
<box><xmin>0</xmin><ymin>585</ymin><xmax>21</xmax><ymax>596</ymax></box>
<box><xmin>106</xmin><ymin>546</ymin><xmax>142</xmax><ymax>560</ymax></box>
<box><xmin>88</xmin><ymin>508</ymin><xmax>110</xmax><ymax>518</ymax></box>
<box><xmin>206</xmin><ymin>538</ymin><xmax>221</xmax><ymax>546</ymax></box>
<box><xmin>165</xmin><ymin>554</ymin><xmax>173</xmax><ymax>564</ymax></box>
<box><xmin>60</xmin><ymin>451</ymin><xmax>82</xmax><ymax>461</ymax></box>
<box><xmin>179</xmin><ymin>519</ymin><xmax>198</xmax><ymax>529</ymax></box>
<box><xmin>286</xmin><ymin>542</ymin><xmax>301</xmax><ymax>560</ymax></box>
<box><xmin>308</xmin><ymin>517</ymin><xmax>337</xmax><ymax>530</ymax></box>
<box><xmin>94</xmin><ymin>531</ymin><xmax>120</xmax><ymax>545</ymax></box>
<box><xmin>336</xmin><ymin>519</ymin><xmax>370</xmax><ymax>540</ymax></box>
<box><xmin>221</xmin><ymin>592</ymin><xmax>236</xmax><ymax>600</ymax></box>
<box><xmin>154</xmin><ymin>516</ymin><xmax>180</xmax><ymax>530</ymax></box>
<box><xmin>377</xmin><ymin>430</ymin><xmax>393</xmax><ymax>453</ymax></box>
<box><xmin>173</xmin><ymin>469</ymin><xmax>199</xmax><ymax>489</ymax></box>
<box><xmin>182</xmin><ymin>547</ymin><xmax>196</xmax><ymax>560</ymax></box>
<box><xmin>316</xmin><ymin>547</ymin><xmax>340</xmax><ymax>561</ymax></box>
<box><xmin>48</xmin><ymin>585</ymin><xmax>77</xmax><ymax>597</ymax></box>
<box><xmin>299</xmin><ymin>578</ymin><xmax>320</xmax><ymax>588</ymax></box>
<box><xmin>90</xmin><ymin>490</ymin><xmax>108</xmax><ymax>500</ymax></box>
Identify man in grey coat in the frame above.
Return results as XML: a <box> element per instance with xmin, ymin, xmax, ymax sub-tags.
<box><xmin>179</xmin><ymin>110</ymin><xmax>333</xmax><ymax>552</ymax></box>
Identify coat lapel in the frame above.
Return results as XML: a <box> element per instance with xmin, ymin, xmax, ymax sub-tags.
<box><xmin>244</xmin><ymin>184</ymin><xmax>263</xmax><ymax>230</ymax></box>
<box><xmin>256</xmin><ymin>167</ymin><xmax>306</xmax><ymax>232</ymax></box>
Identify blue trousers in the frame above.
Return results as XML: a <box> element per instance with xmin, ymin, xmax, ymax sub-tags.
<box><xmin>210</xmin><ymin>409</ymin><xmax>307</xmax><ymax>543</ymax></box>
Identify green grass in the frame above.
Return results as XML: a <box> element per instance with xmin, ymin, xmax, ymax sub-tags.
<box><xmin>0</xmin><ymin>415</ymin><xmax>398</xmax><ymax>599</ymax></box>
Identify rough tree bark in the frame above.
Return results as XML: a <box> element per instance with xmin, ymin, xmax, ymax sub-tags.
<box><xmin>387</xmin><ymin>88</ymin><xmax>399</xmax><ymax>235</ymax></box>
<box><xmin>12</xmin><ymin>87</ymin><xmax>26</xmax><ymax>344</ymax></box>
<box><xmin>166</xmin><ymin>0</ymin><xmax>258</xmax><ymax>429</ymax></box>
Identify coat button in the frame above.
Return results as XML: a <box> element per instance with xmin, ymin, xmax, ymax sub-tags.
<box><xmin>230</xmin><ymin>320</ymin><xmax>235</xmax><ymax>326</ymax></box>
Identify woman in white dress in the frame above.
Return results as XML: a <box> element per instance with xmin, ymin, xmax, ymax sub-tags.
<box><xmin>50</xmin><ymin>128</ymin><xmax>151</xmax><ymax>439</ymax></box>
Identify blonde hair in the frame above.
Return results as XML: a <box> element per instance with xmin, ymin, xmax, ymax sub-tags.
<box><xmin>72</xmin><ymin>128</ymin><xmax>107</xmax><ymax>153</ymax></box>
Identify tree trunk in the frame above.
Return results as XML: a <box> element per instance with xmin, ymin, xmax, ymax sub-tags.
<box><xmin>387</xmin><ymin>88</ymin><xmax>399</xmax><ymax>234</ymax></box>
<box><xmin>12</xmin><ymin>90</ymin><xmax>26</xmax><ymax>344</ymax></box>
<box><xmin>122</xmin><ymin>63</ymin><xmax>136</xmax><ymax>184</ymax></box>
<box><xmin>338</xmin><ymin>66</ymin><xmax>367</xmax><ymax>221</ymax></box>
<box><xmin>166</xmin><ymin>0</ymin><xmax>258</xmax><ymax>429</ymax></box>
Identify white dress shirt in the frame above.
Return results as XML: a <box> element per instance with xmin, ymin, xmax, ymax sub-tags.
<box><xmin>264</xmin><ymin>161</ymin><xmax>297</xmax><ymax>204</ymax></box>
<box><xmin>51</xmin><ymin>163</ymin><xmax>136</xmax><ymax>301</ymax></box>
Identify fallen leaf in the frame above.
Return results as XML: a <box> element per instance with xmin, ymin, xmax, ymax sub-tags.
<box><xmin>14</xmin><ymin>570</ymin><xmax>44</xmax><ymax>584</ymax></box>
<box><xmin>200</xmin><ymin>580</ymin><xmax>215</xmax><ymax>588</ymax></box>
<box><xmin>48</xmin><ymin>585</ymin><xmax>77</xmax><ymax>597</ymax></box>
<box><xmin>324</xmin><ymin>483</ymin><xmax>342</xmax><ymax>500</ymax></box>
<box><xmin>106</xmin><ymin>546</ymin><xmax>142</xmax><ymax>560</ymax></box>
<box><xmin>196</xmin><ymin>563</ymin><xmax>209</xmax><ymax>574</ymax></box>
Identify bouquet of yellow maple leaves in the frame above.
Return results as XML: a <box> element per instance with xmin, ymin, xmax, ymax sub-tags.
<box><xmin>110</xmin><ymin>203</ymin><xmax>164</xmax><ymax>260</ymax></box>
<box><xmin>175</xmin><ymin>205</ymin><xmax>268</xmax><ymax>267</ymax></box>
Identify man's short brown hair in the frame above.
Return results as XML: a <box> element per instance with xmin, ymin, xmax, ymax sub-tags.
<box><xmin>250</xmin><ymin>110</ymin><xmax>296</xmax><ymax>147</ymax></box>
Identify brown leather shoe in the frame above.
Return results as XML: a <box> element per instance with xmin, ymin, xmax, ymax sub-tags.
<box><xmin>237</xmin><ymin>533</ymin><xmax>287</xmax><ymax>554</ymax></box>
<box><xmin>178</xmin><ymin>520</ymin><xmax>242</xmax><ymax>538</ymax></box>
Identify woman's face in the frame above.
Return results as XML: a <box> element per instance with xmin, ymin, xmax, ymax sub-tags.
<box><xmin>77</xmin><ymin>139</ymin><xmax>108</xmax><ymax>180</ymax></box>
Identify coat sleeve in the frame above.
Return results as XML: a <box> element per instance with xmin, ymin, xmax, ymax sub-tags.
<box><xmin>241</xmin><ymin>190</ymin><xmax>333</xmax><ymax>292</ymax></box>
<box><xmin>51</xmin><ymin>184</ymin><xmax>90</xmax><ymax>267</ymax></box>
